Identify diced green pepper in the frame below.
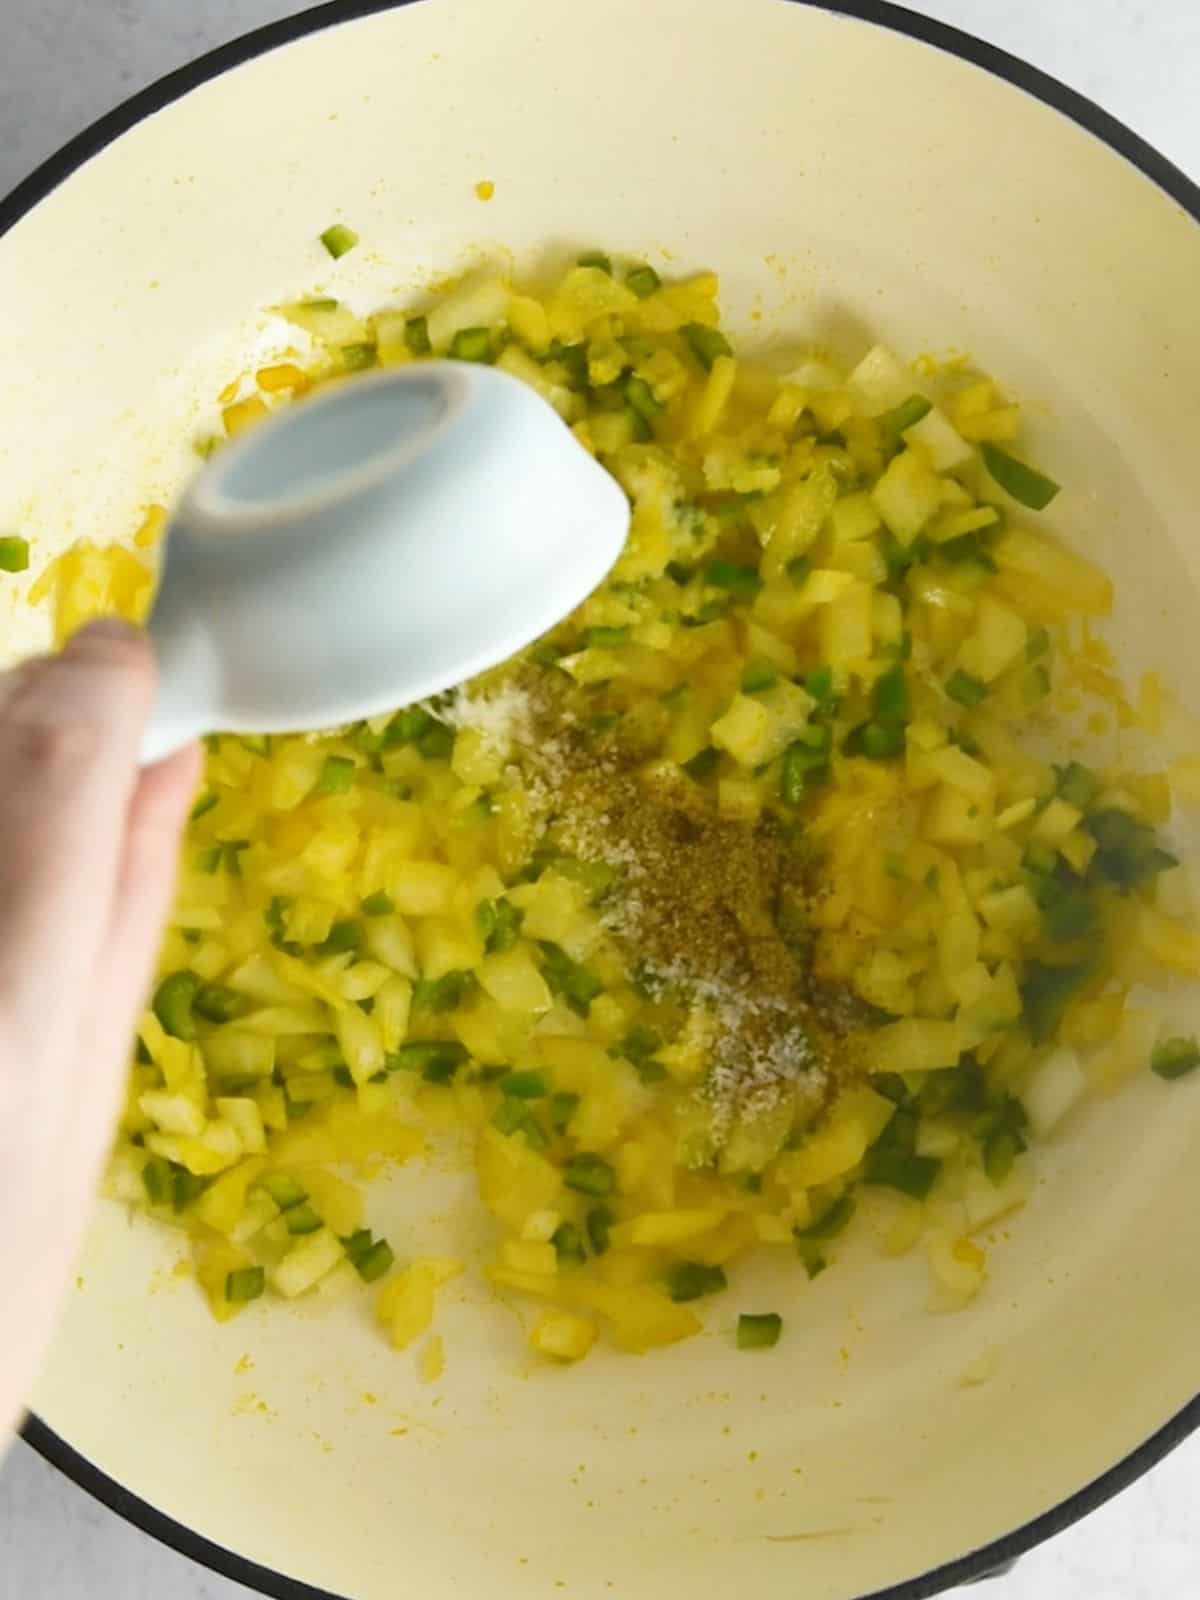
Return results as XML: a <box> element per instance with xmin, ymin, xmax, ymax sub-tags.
<box><xmin>491</xmin><ymin>1098</ymin><xmax>528</xmax><ymax>1137</ymax></box>
<box><xmin>552</xmin><ymin>1222</ymin><xmax>587</xmax><ymax>1266</ymax></box>
<box><xmin>981</xmin><ymin>443</ymin><xmax>1061</xmax><ymax>510</ymax></box>
<box><xmin>625</xmin><ymin>264</ymin><xmax>661</xmax><ymax>298</ymax></box>
<box><xmin>705</xmin><ymin>560</ymin><xmax>762</xmax><ymax>598</ymax></box>
<box><xmin>419</xmin><ymin>1052</ymin><xmax>460</xmax><ymax>1085</ymax></box>
<box><xmin>872</xmin><ymin>1073</ymin><xmax>910</xmax><ymax>1105</ymax></box>
<box><xmin>141</xmin><ymin>1157</ymin><xmax>174</xmax><ymax>1208</ymax></box>
<box><xmin>620</xmin><ymin>404</ymin><xmax>650</xmax><ymax>443</ymax></box>
<box><xmin>946</xmin><ymin>669</ymin><xmax>987</xmax><ymax>708</ymax></box>
<box><xmin>682</xmin><ymin>323</ymin><xmax>733</xmax><ymax>371</ymax></box>
<box><xmin>577</xmin><ymin>251</ymin><xmax>612</xmax><ymax>274</ymax></box>
<box><xmin>491</xmin><ymin>1098</ymin><xmax>546</xmax><ymax>1148</ymax></box>
<box><xmin>172</xmin><ymin>1169</ymin><xmax>209</xmax><ymax>1211</ymax></box>
<box><xmin>1086</xmin><ymin>809</ymin><xmax>1178</xmax><ymax>888</ymax></box>
<box><xmin>564</xmin><ymin>1153</ymin><xmax>616</xmax><ymax>1197</ymax></box>
<box><xmin>417</xmin><ymin>720</ymin><xmax>455</xmax><ymax>761</ymax></box>
<box><xmin>1026</xmin><ymin>625</ymin><xmax>1051</xmax><ymax>660</ymax></box>
<box><xmin>863</xmin><ymin>1148</ymin><xmax>941</xmax><ymax>1199</ymax></box>
<box><xmin>474</xmin><ymin>899</ymin><xmax>498</xmax><ymax>944</ymax></box>
<box><xmin>665</xmin><ymin>1261</ymin><xmax>726</xmax><ymax>1302</ymax></box>
<box><xmin>222</xmin><ymin>840</ymin><xmax>250</xmax><ymax>876</ymax></box>
<box><xmin>386</xmin><ymin>706</ymin><xmax>433</xmax><ymax>746</ymax></box>
<box><xmin>1024</xmin><ymin>841</ymin><xmax>1058</xmax><ymax>877</ymax></box>
<box><xmin>874</xmin><ymin>664</ymin><xmax>910</xmax><ymax>726</ymax></box>
<box><xmin>341</xmin><ymin>342</ymin><xmax>378</xmax><ymax>372</ymax></box>
<box><xmin>386</xmin><ymin>1040</ymin><xmax>469</xmax><ymax>1077</ymax></box>
<box><xmin>501</xmin><ymin>1070</ymin><xmax>547</xmax><ymax>1099</ymax></box>
<box><xmin>625</xmin><ymin>375</ymin><xmax>664</xmax><ymax>425</ymax></box>
<box><xmin>540</xmin><ymin>943</ymin><xmax>603</xmax><ymax>1017</ymax></box>
<box><xmin>362</xmin><ymin>891</ymin><xmax>395</xmax><ymax>916</ymax></box>
<box><xmin>583</xmin><ymin>625</ymin><xmax>630</xmax><ymax>648</ymax></box>
<box><xmin>355</xmin><ymin>1239</ymin><xmax>395</xmax><ymax>1282</ymax></box>
<box><xmin>617</xmin><ymin>1024</ymin><xmax>661</xmax><ymax>1063</ymax></box>
<box><xmin>320</xmin><ymin>223</ymin><xmax>359</xmax><ymax>259</ymax></box>
<box><xmin>612</xmin><ymin>1024</ymin><xmax>667</xmax><ymax>1086</ymax></box>
<box><xmin>1055</xmin><ymin>761</ymin><xmax>1100</xmax><ymax>811</ymax></box>
<box><xmin>316</xmin><ymin>754</ymin><xmax>357</xmax><ymax>795</ymax></box>
<box><xmin>919</xmin><ymin>1059</ymin><xmax>985</xmax><ymax>1117</ymax></box>
<box><xmin>683</xmin><ymin>746</ymin><xmax>720</xmax><ymax>782</ymax></box>
<box><xmin>449</xmin><ymin>326</ymin><xmax>494</xmax><ymax>363</ymax></box>
<box><xmin>317</xmin><ymin>919</ymin><xmax>363</xmax><ymax>956</ymax></box>
<box><xmin>405</xmin><ymin>316</ymin><xmax>432</xmax><ymax>356</ymax></box>
<box><xmin>586</xmin><ymin>1204</ymin><xmax>614</xmax><ymax>1255</ymax></box>
<box><xmin>284</xmin><ymin>1202</ymin><xmax>323</xmax><ymax>1236</ymax></box>
<box><xmin>153</xmin><ymin>971</ymin><xmax>199</xmax><ymax>1041</ymax></box>
<box><xmin>938</xmin><ymin>531</ymin><xmax>997</xmax><ymax>570</ymax></box>
<box><xmin>1042</xmin><ymin>889</ymin><xmax>1095</xmax><ymax>942</ymax></box>
<box><xmin>804</xmin><ymin>665</ymin><xmax>836</xmax><ymax>706</ymax></box>
<box><xmin>1151</xmin><ymin>1036</ymin><xmax>1200</xmax><ymax>1081</ymax></box>
<box><xmin>859</xmin><ymin>721</ymin><xmax>906</xmax><ymax>760</ymax></box>
<box><xmin>479</xmin><ymin>897</ymin><xmax>523</xmax><ymax>953</ymax></box>
<box><xmin>878</xmin><ymin>393</ymin><xmax>932</xmax><ymax>442</ymax></box>
<box><xmin>263</xmin><ymin>1174</ymin><xmax>307</xmax><ymax>1211</ymax></box>
<box><xmin>549</xmin><ymin>1091</ymin><xmax>580</xmax><ymax>1134</ymax></box>
<box><xmin>740</xmin><ymin>659</ymin><xmax>778</xmax><ymax>694</ymax></box>
<box><xmin>737</xmin><ymin>1312</ymin><xmax>782</xmax><ymax>1349</ymax></box>
<box><xmin>0</xmin><ymin>536</ymin><xmax>30</xmax><ymax>573</ymax></box>
<box><xmin>1020</xmin><ymin>961</ymin><xmax>1090</xmax><ymax>1043</ymax></box>
<box><xmin>193</xmin><ymin>983</ymin><xmax>250</xmax><ymax>1024</ymax></box>
<box><xmin>781</xmin><ymin>739</ymin><xmax>827</xmax><ymax>804</ymax></box>
<box><xmin>412</xmin><ymin>970</ymin><xmax>475</xmax><ymax>1012</ymax></box>
<box><xmin>226</xmin><ymin>1267</ymin><xmax>266</xmax><ymax>1303</ymax></box>
<box><xmin>190</xmin><ymin>788</ymin><xmax>219</xmax><ymax>821</ymax></box>
<box><xmin>549</xmin><ymin>340</ymin><xmax>590</xmax><ymax>389</ymax></box>
<box><xmin>878</xmin><ymin>529</ymin><xmax>916</xmax><ymax>583</ymax></box>
<box><xmin>794</xmin><ymin>1194</ymin><xmax>855</xmax><ymax>1241</ymax></box>
<box><xmin>983</xmin><ymin>1127</ymin><xmax>1022</xmax><ymax>1183</ymax></box>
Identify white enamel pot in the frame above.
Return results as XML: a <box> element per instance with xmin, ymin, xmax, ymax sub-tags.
<box><xmin>1</xmin><ymin>3</ymin><xmax>1199</xmax><ymax>1597</ymax></box>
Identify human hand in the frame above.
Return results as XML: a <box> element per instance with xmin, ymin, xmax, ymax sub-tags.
<box><xmin>0</xmin><ymin>619</ymin><xmax>200</xmax><ymax>1435</ymax></box>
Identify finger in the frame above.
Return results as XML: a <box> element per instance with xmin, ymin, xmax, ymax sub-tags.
<box><xmin>0</xmin><ymin>620</ymin><xmax>156</xmax><ymax>1029</ymax></box>
<box><xmin>0</xmin><ymin>655</ymin><xmax>34</xmax><ymax>716</ymax></box>
<box><xmin>95</xmin><ymin>741</ymin><xmax>202</xmax><ymax>1056</ymax></box>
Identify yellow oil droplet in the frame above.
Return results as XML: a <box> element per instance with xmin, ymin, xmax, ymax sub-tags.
<box><xmin>133</xmin><ymin>504</ymin><xmax>167</xmax><ymax>549</ymax></box>
<box><xmin>474</xmin><ymin>180</ymin><xmax>496</xmax><ymax>201</ymax></box>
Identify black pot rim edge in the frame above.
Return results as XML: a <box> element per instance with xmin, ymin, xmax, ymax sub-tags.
<box><xmin>6</xmin><ymin>1</ymin><xmax>1199</xmax><ymax>1596</ymax></box>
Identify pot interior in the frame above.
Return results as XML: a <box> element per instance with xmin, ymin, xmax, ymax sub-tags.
<box><xmin>2</xmin><ymin>2</ymin><xmax>1199</xmax><ymax>1596</ymax></box>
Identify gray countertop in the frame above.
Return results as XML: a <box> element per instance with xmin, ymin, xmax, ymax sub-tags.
<box><xmin>1</xmin><ymin>2</ymin><xmax>1198</xmax><ymax>1596</ymax></box>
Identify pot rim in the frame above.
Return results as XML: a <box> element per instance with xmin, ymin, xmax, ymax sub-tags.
<box><xmin>6</xmin><ymin>2</ymin><xmax>1199</xmax><ymax>1596</ymax></box>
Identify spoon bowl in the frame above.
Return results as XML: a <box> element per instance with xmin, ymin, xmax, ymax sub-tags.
<box><xmin>142</xmin><ymin>361</ymin><xmax>630</xmax><ymax>764</ymax></box>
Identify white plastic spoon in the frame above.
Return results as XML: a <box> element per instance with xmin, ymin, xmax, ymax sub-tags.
<box><xmin>140</xmin><ymin>361</ymin><xmax>630</xmax><ymax>765</ymax></box>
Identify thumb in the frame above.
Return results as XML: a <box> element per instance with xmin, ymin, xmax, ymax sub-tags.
<box><xmin>0</xmin><ymin>620</ymin><xmax>156</xmax><ymax>1040</ymax></box>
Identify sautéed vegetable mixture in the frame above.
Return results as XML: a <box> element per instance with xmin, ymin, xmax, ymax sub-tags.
<box><xmin>34</xmin><ymin>249</ymin><xmax>1200</xmax><ymax>1366</ymax></box>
